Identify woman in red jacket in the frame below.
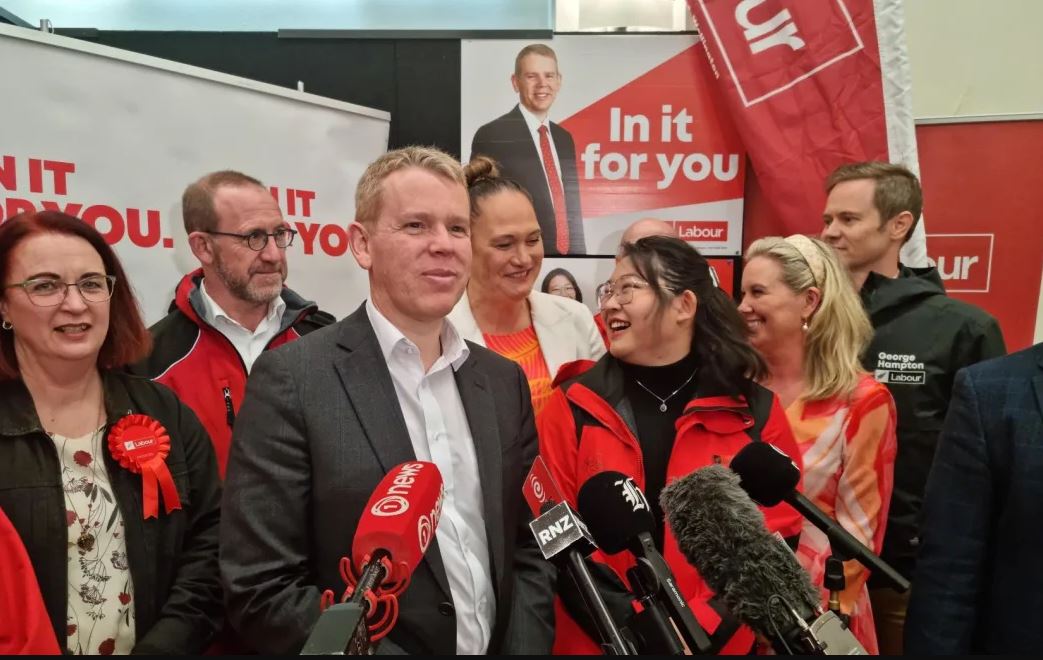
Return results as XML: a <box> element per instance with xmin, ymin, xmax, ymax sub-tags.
<box><xmin>0</xmin><ymin>505</ymin><xmax>59</xmax><ymax>654</ymax></box>
<box><xmin>537</xmin><ymin>236</ymin><xmax>805</xmax><ymax>654</ymax></box>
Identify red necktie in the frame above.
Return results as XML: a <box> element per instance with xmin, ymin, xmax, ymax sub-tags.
<box><xmin>538</xmin><ymin>124</ymin><xmax>570</xmax><ymax>254</ymax></box>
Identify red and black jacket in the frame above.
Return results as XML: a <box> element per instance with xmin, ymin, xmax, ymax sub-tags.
<box><xmin>537</xmin><ymin>355</ymin><xmax>805</xmax><ymax>654</ymax></box>
<box><xmin>133</xmin><ymin>270</ymin><xmax>333</xmax><ymax>477</ymax></box>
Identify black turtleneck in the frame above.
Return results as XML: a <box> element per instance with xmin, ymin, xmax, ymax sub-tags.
<box><xmin>619</xmin><ymin>351</ymin><xmax>700</xmax><ymax>548</ymax></box>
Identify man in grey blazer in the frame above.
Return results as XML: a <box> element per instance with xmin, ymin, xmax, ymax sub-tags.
<box><xmin>219</xmin><ymin>146</ymin><xmax>555</xmax><ymax>654</ymax></box>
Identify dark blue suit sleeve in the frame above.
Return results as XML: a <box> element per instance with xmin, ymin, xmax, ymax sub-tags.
<box><xmin>905</xmin><ymin>368</ymin><xmax>991</xmax><ymax>654</ymax></box>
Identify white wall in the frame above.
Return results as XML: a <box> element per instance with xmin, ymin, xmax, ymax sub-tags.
<box><xmin>904</xmin><ymin>0</ymin><xmax>1043</xmax><ymax>117</ymax></box>
<box><xmin>556</xmin><ymin>0</ymin><xmax>689</xmax><ymax>31</ymax></box>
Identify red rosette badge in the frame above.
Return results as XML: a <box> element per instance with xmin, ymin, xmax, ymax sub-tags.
<box><xmin>108</xmin><ymin>414</ymin><xmax>181</xmax><ymax>519</ymax></box>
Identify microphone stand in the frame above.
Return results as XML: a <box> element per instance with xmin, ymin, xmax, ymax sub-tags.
<box><xmin>823</xmin><ymin>541</ymin><xmax>855</xmax><ymax>630</ymax></box>
<box><xmin>300</xmin><ymin>551</ymin><xmax>391</xmax><ymax>655</ymax></box>
<box><xmin>629</xmin><ymin>535</ymin><xmax>713</xmax><ymax>654</ymax></box>
<box><xmin>823</xmin><ymin>555</ymin><xmax>846</xmax><ymax>621</ymax></box>
<box><xmin>793</xmin><ymin>499</ymin><xmax>910</xmax><ymax>593</ymax></box>
<box><xmin>567</xmin><ymin>553</ymin><xmax>634</xmax><ymax>655</ymax></box>
<box><xmin>625</xmin><ymin>560</ymin><xmax>686</xmax><ymax>655</ymax></box>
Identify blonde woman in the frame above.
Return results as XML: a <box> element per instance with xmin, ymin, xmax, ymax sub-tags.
<box><xmin>738</xmin><ymin>235</ymin><xmax>897</xmax><ymax>654</ymax></box>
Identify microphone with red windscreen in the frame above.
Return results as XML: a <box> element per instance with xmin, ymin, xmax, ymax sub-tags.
<box><xmin>305</xmin><ymin>461</ymin><xmax>444</xmax><ymax>654</ymax></box>
<box><xmin>351</xmin><ymin>460</ymin><xmax>445</xmax><ymax>591</ymax></box>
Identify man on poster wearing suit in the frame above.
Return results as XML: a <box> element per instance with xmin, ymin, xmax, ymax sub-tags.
<box><xmin>471</xmin><ymin>43</ymin><xmax>586</xmax><ymax>255</ymax></box>
<box><xmin>219</xmin><ymin>147</ymin><xmax>555</xmax><ymax>654</ymax></box>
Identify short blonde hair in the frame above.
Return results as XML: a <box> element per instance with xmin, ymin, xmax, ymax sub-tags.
<box><xmin>354</xmin><ymin>146</ymin><xmax>465</xmax><ymax>227</ymax></box>
<box><xmin>746</xmin><ymin>235</ymin><xmax>872</xmax><ymax>401</ymax></box>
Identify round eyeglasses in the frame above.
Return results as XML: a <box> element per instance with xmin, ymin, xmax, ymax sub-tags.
<box><xmin>596</xmin><ymin>276</ymin><xmax>652</xmax><ymax>309</ymax></box>
<box><xmin>205</xmin><ymin>227</ymin><xmax>297</xmax><ymax>251</ymax></box>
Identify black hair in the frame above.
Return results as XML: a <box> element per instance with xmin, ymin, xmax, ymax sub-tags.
<box><xmin>540</xmin><ymin>267</ymin><xmax>583</xmax><ymax>304</ymax></box>
<box><xmin>463</xmin><ymin>155</ymin><xmax>534</xmax><ymax>219</ymax></box>
<box><xmin>620</xmin><ymin>236</ymin><xmax>765</xmax><ymax>397</ymax></box>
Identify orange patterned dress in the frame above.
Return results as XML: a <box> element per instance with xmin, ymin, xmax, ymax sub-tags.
<box><xmin>786</xmin><ymin>373</ymin><xmax>897</xmax><ymax>654</ymax></box>
<box><xmin>483</xmin><ymin>326</ymin><xmax>553</xmax><ymax>415</ymax></box>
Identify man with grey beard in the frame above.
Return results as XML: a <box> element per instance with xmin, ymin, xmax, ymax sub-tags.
<box><xmin>135</xmin><ymin>170</ymin><xmax>333</xmax><ymax>480</ymax></box>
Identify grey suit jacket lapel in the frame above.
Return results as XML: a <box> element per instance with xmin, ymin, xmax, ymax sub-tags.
<box><xmin>454</xmin><ymin>353</ymin><xmax>506</xmax><ymax>594</ymax></box>
<box><xmin>332</xmin><ymin>305</ymin><xmax>452</xmax><ymax>600</ymax></box>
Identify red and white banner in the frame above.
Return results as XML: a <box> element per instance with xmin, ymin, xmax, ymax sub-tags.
<box><xmin>686</xmin><ymin>0</ymin><xmax>927</xmax><ymax>266</ymax></box>
<box><xmin>462</xmin><ymin>35</ymin><xmax>747</xmax><ymax>257</ymax></box>
<box><xmin>0</xmin><ymin>24</ymin><xmax>389</xmax><ymax>324</ymax></box>
<box><xmin>917</xmin><ymin>119</ymin><xmax>1043</xmax><ymax>350</ymax></box>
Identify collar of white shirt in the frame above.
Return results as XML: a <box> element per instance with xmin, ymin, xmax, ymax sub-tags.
<box><xmin>198</xmin><ymin>278</ymin><xmax>286</xmax><ymax>334</ymax></box>
<box><xmin>518</xmin><ymin>103</ymin><xmax>551</xmax><ymax>135</ymax></box>
<box><xmin>365</xmin><ymin>299</ymin><xmax>470</xmax><ymax>372</ymax></box>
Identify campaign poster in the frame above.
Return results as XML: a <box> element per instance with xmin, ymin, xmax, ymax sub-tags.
<box><xmin>462</xmin><ymin>35</ymin><xmax>746</xmax><ymax>258</ymax></box>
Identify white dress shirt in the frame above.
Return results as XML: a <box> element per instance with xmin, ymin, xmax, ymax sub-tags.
<box><xmin>198</xmin><ymin>279</ymin><xmax>286</xmax><ymax>373</ymax></box>
<box><xmin>365</xmin><ymin>300</ymin><xmax>496</xmax><ymax>655</ymax></box>
<box><xmin>518</xmin><ymin>104</ymin><xmax>563</xmax><ymax>191</ymax></box>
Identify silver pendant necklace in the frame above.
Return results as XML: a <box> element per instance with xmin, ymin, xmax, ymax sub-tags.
<box><xmin>634</xmin><ymin>368</ymin><xmax>698</xmax><ymax>412</ymax></box>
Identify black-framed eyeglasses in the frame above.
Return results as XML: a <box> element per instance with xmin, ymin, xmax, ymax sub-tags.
<box><xmin>206</xmin><ymin>227</ymin><xmax>297</xmax><ymax>251</ymax></box>
<box><xmin>3</xmin><ymin>275</ymin><xmax>117</xmax><ymax>307</ymax></box>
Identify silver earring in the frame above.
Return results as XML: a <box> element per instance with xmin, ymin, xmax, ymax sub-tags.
<box><xmin>1</xmin><ymin>320</ymin><xmax>11</xmax><ymax>331</ymax></box>
<box><xmin>801</xmin><ymin>318</ymin><xmax>809</xmax><ymax>332</ymax></box>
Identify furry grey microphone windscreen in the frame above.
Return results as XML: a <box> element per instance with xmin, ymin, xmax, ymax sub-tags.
<box><xmin>660</xmin><ymin>464</ymin><xmax>820</xmax><ymax>639</ymax></box>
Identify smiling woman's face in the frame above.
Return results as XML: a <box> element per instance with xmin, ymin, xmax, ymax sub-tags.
<box><xmin>470</xmin><ymin>189</ymin><xmax>544</xmax><ymax>302</ymax></box>
<box><xmin>0</xmin><ymin>232</ymin><xmax>111</xmax><ymax>368</ymax></box>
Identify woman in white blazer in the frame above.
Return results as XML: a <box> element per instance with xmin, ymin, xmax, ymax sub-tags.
<box><xmin>450</xmin><ymin>157</ymin><xmax>605</xmax><ymax>415</ymax></box>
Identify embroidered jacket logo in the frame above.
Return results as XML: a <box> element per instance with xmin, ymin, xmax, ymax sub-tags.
<box><xmin>874</xmin><ymin>351</ymin><xmax>925</xmax><ymax>385</ymax></box>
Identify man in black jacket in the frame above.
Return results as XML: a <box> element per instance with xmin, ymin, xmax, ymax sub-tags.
<box><xmin>471</xmin><ymin>43</ymin><xmax>585</xmax><ymax>256</ymax></box>
<box><xmin>821</xmin><ymin>162</ymin><xmax>1005</xmax><ymax>655</ymax></box>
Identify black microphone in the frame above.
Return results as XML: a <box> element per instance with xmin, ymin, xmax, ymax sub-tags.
<box><xmin>577</xmin><ymin>472</ymin><xmax>712</xmax><ymax>655</ymax></box>
<box><xmin>661</xmin><ymin>463</ymin><xmax>867</xmax><ymax>655</ymax></box>
<box><xmin>524</xmin><ymin>461</ymin><xmax>633</xmax><ymax>655</ymax></box>
<box><xmin>729</xmin><ymin>442</ymin><xmax>910</xmax><ymax>593</ymax></box>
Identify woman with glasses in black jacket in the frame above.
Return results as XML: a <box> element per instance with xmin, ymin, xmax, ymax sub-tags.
<box><xmin>0</xmin><ymin>211</ymin><xmax>222</xmax><ymax>654</ymax></box>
